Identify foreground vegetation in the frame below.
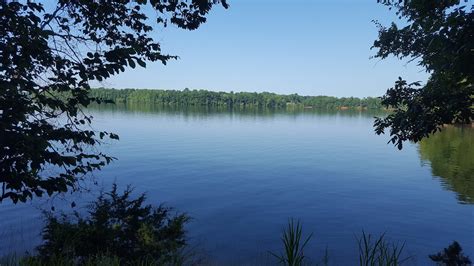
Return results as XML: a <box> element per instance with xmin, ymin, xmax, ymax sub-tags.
<box><xmin>1</xmin><ymin>185</ymin><xmax>191</xmax><ymax>266</ymax></box>
<box><xmin>1</xmin><ymin>186</ymin><xmax>471</xmax><ymax>266</ymax></box>
<box><xmin>90</xmin><ymin>88</ymin><xmax>383</xmax><ymax>110</ymax></box>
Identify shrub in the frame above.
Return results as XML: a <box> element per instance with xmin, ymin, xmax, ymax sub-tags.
<box><xmin>429</xmin><ymin>241</ymin><xmax>472</xmax><ymax>266</ymax></box>
<box><xmin>35</xmin><ymin>184</ymin><xmax>189</xmax><ymax>265</ymax></box>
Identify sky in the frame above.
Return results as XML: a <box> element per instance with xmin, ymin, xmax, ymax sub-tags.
<box><xmin>94</xmin><ymin>0</ymin><xmax>429</xmax><ymax>98</ymax></box>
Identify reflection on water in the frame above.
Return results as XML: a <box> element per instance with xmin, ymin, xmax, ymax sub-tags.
<box><xmin>92</xmin><ymin>103</ymin><xmax>474</xmax><ymax>206</ymax></box>
<box><xmin>418</xmin><ymin>126</ymin><xmax>474</xmax><ymax>204</ymax></box>
<box><xmin>88</xmin><ymin>102</ymin><xmax>387</xmax><ymax>118</ymax></box>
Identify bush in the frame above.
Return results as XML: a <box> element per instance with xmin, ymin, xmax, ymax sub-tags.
<box><xmin>429</xmin><ymin>241</ymin><xmax>472</xmax><ymax>266</ymax></box>
<box><xmin>34</xmin><ymin>184</ymin><xmax>189</xmax><ymax>265</ymax></box>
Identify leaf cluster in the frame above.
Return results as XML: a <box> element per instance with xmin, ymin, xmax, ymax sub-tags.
<box><xmin>372</xmin><ymin>0</ymin><xmax>473</xmax><ymax>148</ymax></box>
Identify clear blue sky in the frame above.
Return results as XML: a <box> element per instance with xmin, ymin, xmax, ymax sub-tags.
<box><xmin>95</xmin><ymin>0</ymin><xmax>428</xmax><ymax>97</ymax></box>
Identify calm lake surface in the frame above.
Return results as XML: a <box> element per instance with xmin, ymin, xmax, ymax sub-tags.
<box><xmin>1</xmin><ymin>104</ymin><xmax>473</xmax><ymax>264</ymax></box>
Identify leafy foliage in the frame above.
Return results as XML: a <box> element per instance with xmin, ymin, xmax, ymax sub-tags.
<box><xmin>373</xmin><ymin>0</ymin><xmax>473</xmax><ymax>149</ymax></box>
<box><xmin>270</xmin><ymin>219</ymin><xmax>313</xmax><ymax>266</ymax></box>
<box><xmin>35</xmin><ymin>184</ymin><xmax>190</xmax><ymax>265</ymax></box>
<box><xmin>429</xmin><ymin>241</ymin><xmax>472</xmax><ymax>266</ymax></box>
<box><xmin>90</xmin><ymin>87</ymin><xmax>383</xmax><ymax>109</ymax></box>
<box><xmin>0</xmin><ymin>0</ymin><xmax>227</xmax><ymax>203</ymax></box>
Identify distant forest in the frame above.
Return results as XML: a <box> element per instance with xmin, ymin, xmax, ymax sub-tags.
<box><xmin>90</xmin><ymin>88</ymin><xmax>383</xmax><ymax>109</ymax></box>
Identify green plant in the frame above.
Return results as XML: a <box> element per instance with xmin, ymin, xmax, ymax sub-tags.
<box><xmin>270</xmin><ymin>218</ymin><xmax>313</xmax><ymax>266</ymax></box>
<box><xmin>33</xmin><ymin>184</ymin><xmax>189</xmax><ymax>265</ymax></box>
<box><xmin>429</xmin><ymin>241</ymin><xmax>472</xmax><ymax>266</ymax></box>
<box><xmin>357</xmin><ymin>231</ymin><xmax>409</xmax><ymax>266</ymax></box>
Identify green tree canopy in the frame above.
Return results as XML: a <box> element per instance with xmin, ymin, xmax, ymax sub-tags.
<box><xmin>88</xmin><ymin>87</ymin><xmax>383</xmax><ymax>109</ymax></box>
<box><xmin>373</xmin><ymin>0</ymin><xmax>473</xmax><ymax>149</ymax></box>
<box><xmin>0</xmin><ymin>0</ymin><xmax>227</xmax><ymax>203</ymax></box>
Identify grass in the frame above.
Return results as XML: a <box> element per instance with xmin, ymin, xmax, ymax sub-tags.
<box><xmin>269</xmin><ymin>218</ymin><xmax>313</xmax><ymax>266</ymax></box>
<box><xmin>357</xmin><ymin>231</ymin><xmax>410</xmax><ymax>266</ymax></box>
<box><xmin>268</xmin><ymin>222</ymin><xmax>413</xmax><ymax>266</ymax></box>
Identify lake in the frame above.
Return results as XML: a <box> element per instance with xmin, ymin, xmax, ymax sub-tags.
<box><xmin>1</xmin><ymin>104</ymin><xmax>473</xmax><ymax>264</ymax></box>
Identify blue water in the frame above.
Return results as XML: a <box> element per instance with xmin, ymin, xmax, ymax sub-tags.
<box><xmin>1</xmin><ymin>107</ymin><xmax>473</xmax><ymax>264</ymax></box>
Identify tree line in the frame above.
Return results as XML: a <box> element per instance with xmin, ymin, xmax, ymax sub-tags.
<box><xmin>90</xmin><ymin>88</ymin><xmax>383</xmax><ymax>109</ymax></box>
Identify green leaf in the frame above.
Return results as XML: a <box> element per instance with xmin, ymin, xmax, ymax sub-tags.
<box><xmin>128</xmin><ymin>58</ymin><xmax>136</xmax><ymax>68</ymax></box>
<box><xmin>136</xmin><ymin>59</ymin><xmax>146</xmax><ymax>68</ymax></box>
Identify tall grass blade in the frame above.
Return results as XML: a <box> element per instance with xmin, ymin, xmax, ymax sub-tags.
<box><xmin>357</xmin><ymin>231</ymin><xmax>410</xmax><ymax>266</ymax></box>
<box><xmin>270</xmin><ymin>218</ymin><xmax>313</xmax><ymax>266</ymax></box>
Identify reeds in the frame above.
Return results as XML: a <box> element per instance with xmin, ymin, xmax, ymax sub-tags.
<box><xmin>270</xmin><ymin>218</ymin><xmax>313</xmax><ymax>266</ymax></box>
<box><xmin>357</xmin><ymin>231</ymin><xmax>409</xmax><ymax>266</ymax></box>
